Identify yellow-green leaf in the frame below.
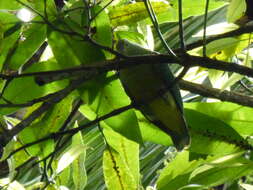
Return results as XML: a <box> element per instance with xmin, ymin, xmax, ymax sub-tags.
<box><xmin>108</xmin><ymin>2</ymin><xmax>171</xmax><ymax>26</ymax></box>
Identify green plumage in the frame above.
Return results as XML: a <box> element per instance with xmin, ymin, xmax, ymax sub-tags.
<box><xmin>117</xmin><ymin>40</ymin><xmax>190</xmax><ymax>150</ymax></box>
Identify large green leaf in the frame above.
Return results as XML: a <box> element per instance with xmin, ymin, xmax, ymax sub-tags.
<box><xmin>0</xmin><ymin>13</ymin><xmax>21</xmax><ymax>71</ymax></box>
<box><xmin>79</xmin><ymin>72</ymin><xmax>143</xmax><ymax>144</ymax></box>
<box><xmin>189</xmin><ymin>152</ymin><xmax>253</xmax><ymax>188</ymax></box>
<box><xmin>157</xmin><ymin>151</ymin><xmax>205</xmax><ymax>190</ymax></box>
<box><xmin>103</xmin><ymin>128</ymin><xmax>140</xmax><ymax>190</ymax></box>
<box><xmin>71</xmin><ymin>122</ymin><xmax>87</xmax><ymax>190</ymax></box>
<box><xmin>136</xmin><ymin>110</ymin><xmax>173</xmax><ymax>146</ymax></box>
<box><xmin>185</xmin><ymin>102</ymin><xmax>253</xmax><ymax>137</ymax></box>
<box><xmin>157</xmin><ymin>151</ymin><xmax>252</xmax><ymax>190</ymax></box>
<box><xmin>227</xmin><ymin>0</ymin><xmax>246</xmax><ymax>23</ymax></box>
<box><xmin>185</xmin><ymin>109</ymin><xmax>244</xmax><ymax>155</ymax></box>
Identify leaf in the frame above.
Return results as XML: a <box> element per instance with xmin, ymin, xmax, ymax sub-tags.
<box><xmin>157</xmin><ymin>151</ymin><xmax>252</xmax><ymax>190</ymax></box>
<box><xmin>0</xmin><ymin>0</ymin><xmax>21</xmax><ymax>9</ymax></box>
<box><xmin>162</xmin><ymin>0</ymin><xmax>227</xmax><ymax>22</ymax></box>
<box><xmin>0</xmin><ymin>23</ymin><xmax>20</xmax><ymax>71</ymax></box>
<box><xmin>56</xmin><ymin>144</ymin><xmax>87</xmax><ymax>174</ymax></box>
<box><xmin>108</xmin><ymin>2</ymin><xmax>171</xmax><ymax>26</ymax></box>
<box><xmin>227</xmin><ymin>0</ymin><xmax>246</xmax><ymax>23</ymax></box>
<box><xmin>79</xmin><ymin>72</ymin><xmax>143</xmax><ymax>144</ymax></box>
<box><xmin>240</xmin><ymin>183</ymin><xmax>253</xmax><ymax>190</ymax></box>
<box><xmin>185</xmin><ymin>102</ymin><xmax>253</xmax><ymax>137</ymax></box>
<box><xmin>18</xmin><ymin>94</ymin><xmax>74</xmax><ymax>157</ymax></box>
<box><xmin>136</xmin><ymin>110</ymin><xmax>173</xmax><ymax>146</ymax></box>
<box><xmin>0</xmin><ymin>178</ymin><xmax>25</xmax><ymax>190</ymax></box>
<box><xmin>71</xmin><ymin>122</ymin><xmax>87</xmax><ymax>190</ymax></box>
<box><xmin>157</xmin><ymin>151</ymin><xmax>205</xmax><ymax>190</ymax></box>
<box><xmin>0</xmin><ymin>59</ymin><xmax>68</xmax><ymax>115</ymax></box>
<box><xmin>103</xmin><ymin>128</ymin><xmax>140</xmax><ymax>190</ymax></box>
<box><xmin>189</xmin><ymin>158</ymin><xmax>253</xmax><ymax>188</ymax></box>
<box><xmin>91</xmin><ymin>5</ymin><xmax>113</xmax><ymax>58</ymax></box>
<box><xmin>8</xmin><ymin>24</ymin><xmax>47</xmax><ymax>70</ymax></box>
<box><xmin>185</xmin><ymin>108</ymin><xmax>247</xmax><ymax>155</ymax></box>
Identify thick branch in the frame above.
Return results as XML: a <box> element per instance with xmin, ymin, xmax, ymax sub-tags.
<box><xmin>0</xmin><ymin>54</ymin><xmax>253</xmax><ymax>81</ymax></box>
<box><xmin>179</xmin><ymin>80</ymin><xmax>253</xmax><ymax>107</ymax></box>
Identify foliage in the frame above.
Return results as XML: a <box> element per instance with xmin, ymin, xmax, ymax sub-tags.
<box><xmin>0</xmin><ymin>0</ymin><xmax>253</xmax><ymax>190</ymax></box>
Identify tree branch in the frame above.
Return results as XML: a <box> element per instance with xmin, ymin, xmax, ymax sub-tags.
<box><xmin>0</xmin><ymin>54</ymin><xmax>253</xmax><ymax>81</ymax></box>
<box><xmin>179</xmin><ymin>80</ymin><xmax>253</xmax><ymax>107</ymax></box>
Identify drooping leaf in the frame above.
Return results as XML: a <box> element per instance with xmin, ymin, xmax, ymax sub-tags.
<box><xmin>103</xmin><ymin>127</ymin><xmax>140</xmax><ymax>190</ymax></box>
<box><xmin>185</xmin><ymin>102</ymin><xmax>253</xmax><ymax>138</ymax></box>
<box><xmin>185</xmin><ymin>108</ymin><xmax>245</xmax><ymax>155</ymax></box>
<box><xmin>71</xmin><ymin>122</ymin><xmax>87</xmax><ymax>190</ymax></box>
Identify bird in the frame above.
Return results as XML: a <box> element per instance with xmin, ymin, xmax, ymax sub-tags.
<box><xmin>117</xmin><ymin>39</ymin><xmax>190</xmax><ymax>150</ymax></box>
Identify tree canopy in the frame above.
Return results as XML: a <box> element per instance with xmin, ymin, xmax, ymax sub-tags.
<box><xmin>0</xmin><ymin>0</ymin><xmax>253</xmax><ymax>189</ymax></box>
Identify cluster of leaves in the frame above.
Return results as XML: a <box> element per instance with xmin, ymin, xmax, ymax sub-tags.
<box><xmin>0</xmin><ymin>0</ymin><xmax>253</xmax><ymax>190</ymax></box>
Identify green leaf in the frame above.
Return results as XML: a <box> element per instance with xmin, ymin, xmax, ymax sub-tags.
<box><xmin>185</xmin><ymin>108</ymin><xmax>244</xmax><ymax>155</ymax></box>
<box><xmin>103</xmin><ymin>128</ymin><xmax>140</xmax><ymax>190</ymax></box>
<box><xmin>227</xmin><ymin>0</ymin><xmax>246</xmax><ymax>23</ymax></box>
<box><xmin>0</xmin><ymin>178</ymin><xmax>25</xmax><ymax>190</ymax></box>
<box><xmin>189</xmin><ymin>155</ymin><xmax>253</xmax><ymax>188</ymax></box>
<box><xmin>168</xmin><ymin>0</ymin><xmax>227</xmax><ymax>21</ymax></box>
<box><xmin>0</xmin><ymin>24</ymin><xmax>20</xmax><ymax>71</ymax></box>
<box><xmin>108</xmin><ymin>2</ymin><xmax>171</xmax><ymax>26</ymax></box>
<box><xmin>136</xmin><ymin>110</ymin><xmax>173</xmax><ymax>146</ymax></box>
<box><xmin>56</xmin><ymin>144</ymin><xmax>87</xmax><ymax>174</ymax></box>
<box><xmin>47</xmin><ymin>27</ymin><xmax>105</xmax><ymax>67</ymax></box>
<box><xmin>18</xmin><ymin>94</ymin><xmax>74</xmax><ymax>157</ymax></box>
<box><xmin>79</xmin><ymin>72</ymin><xmax>143</xmax><ymax>144</ymax></box>
<box><xmin>0</xmin><ymin>59</ymin><xmax>68</xmax><ymax>115</ymax></box>
<box><xmin>157</xmin><ymin>151</ymin><xmax>205</xmax><ymax>190</ymax></box>
<box><xmin>8</xmin><ymin>24</ymin><xmax>47</xmax><ymax>70</ymax></box>
<box><xmin>157</xmin><ymin>151</ymin><xmax>252</xmax><ymax>190</ymax></box>
<box><xmin>0</xmin><ymin>0</ymin><xmax>21</xmax><ymax>9</ymax></box>
<box><xmin>185</xmin><ymin>102</ymin><xmax>253</xmax><ymax>138</ymax></box>
<box><xmin>71</xmin><ymin>122</ymin><xmax>87</xmax><ymax>190</ymax></box>
<box><xmin>91</xmin><ymin>5</ymin><xmax>113</xmax><ymax>57</ymax></box>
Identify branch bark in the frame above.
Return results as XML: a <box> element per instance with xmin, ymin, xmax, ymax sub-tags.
<box><xmin>179</xmin><ymin>80</ymin><xmax>253</xmax><ymax>107</ymax></box>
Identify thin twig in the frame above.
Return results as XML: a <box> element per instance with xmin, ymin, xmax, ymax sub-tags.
<box><xmin>0</xmin><ymin>77</ymin><xmax>87</xmax><ymax>147</ymax></box>
<box><xmin>202</xmin><ymin>0</ymin><xmax>209</xmax><ymax>57</ymax></box>
<box><xmin>3</xmin><ymin>104</ymin><xmax>133</xmax><ymax>160</ymax></box>
<box><xmin>178</xmin><ymin>0</ymin><xmax>185</xmax><ymax>52</ymax></box>
<box><xmin>144</xmin><ymin>0</ymin><xmax>177</xmax><ymax>58</ymax></box>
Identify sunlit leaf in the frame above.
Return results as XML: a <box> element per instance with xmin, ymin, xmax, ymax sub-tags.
<box><xmin>227</xmin><ymin>0</ymin><xmax>246</xmax><ymax>23</ymax></box>
<box><xmin>56</xmin><ymin>144</ymin><xmax>87</xmax><ymax>174</ymax></box>
<box><xmin>71</xmin><ymin>122</ymin><xmax>87</xmax><ymax>190</ymax></box>
<box><xmin>108</xmin><ymin>2</ymin><xmax>171</xmax><ymax>26</ymax></box>
<box><xmin>103</xmin><ymin>127</ymin><xmax>140</xmax><ymax>190</ymax></box>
